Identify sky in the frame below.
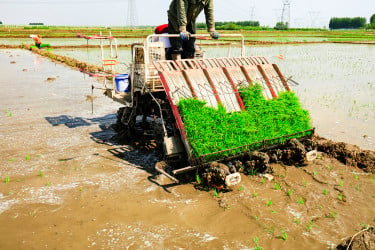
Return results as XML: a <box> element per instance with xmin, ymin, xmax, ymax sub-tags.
<box><xmin>0</xmin><ymin>0</ymin><xmax>374</xmax><ymax>28</ymax></box>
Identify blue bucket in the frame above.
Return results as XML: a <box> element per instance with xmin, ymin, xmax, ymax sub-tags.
<box><xmin>115</xmin><ymin>74</ymin><xmax>130</xmax><ymax>92</ymax></box>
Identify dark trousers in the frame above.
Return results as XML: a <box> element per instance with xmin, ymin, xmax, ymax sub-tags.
<box><xmin>167</xmin><ymin>20</ymin><xmax>196</xmax><ymax>59</ymax></box>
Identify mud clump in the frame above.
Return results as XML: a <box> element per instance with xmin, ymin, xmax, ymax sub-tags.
<box><xmin>243</xmin><ymin>151</ymin><xmax>271</xmax><ymax>174</ymax></box>
<box><xmin>336</xmin><ymin>226</ymin><xmax>375</xmax><ymax>250</ymax></box>
<box><xmin>314</xmin><ymin>136</ymin><xmax>375</xmax><ymax>173</ymax></box>
<box><xmin>268</xmin><ymin>138</ymin><xmax>314</xmax><ymax>166</ymax></box>
<box><xmin>46</xmin><ymin>77</ymin><xmax>56</xmax><ymax>82</ymax></box>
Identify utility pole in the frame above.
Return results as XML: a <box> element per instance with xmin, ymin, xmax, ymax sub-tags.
<box><xmin>126</xmin><ymin>0</ymin><xmax>138</xmax><ymax>28</ymax></box>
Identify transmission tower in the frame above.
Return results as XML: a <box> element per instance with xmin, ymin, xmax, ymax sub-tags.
<box><xmin>250</xmin><ymin>5</ymin><xmax>255</xmax><ymax>21</ymax></box>
<box><xmin>281</xmin><ymin>0</ymin><xmax>291</xmax><ymax>25</ymax></box>
<box><xmin>126</xmin><ymin>0</ymin><xmax>138</xmax><ymax>28</ymax></box>
<box><xmin>309</xmin><ymin>11</ymin><xmax>320</xmax><ymax>28</ymax></box>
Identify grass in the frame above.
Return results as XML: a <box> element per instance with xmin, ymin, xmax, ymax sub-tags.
<box><xmin>178</xmin><ymin>84</ymin><xmax>312</xmax><ymax>162</ymax></box>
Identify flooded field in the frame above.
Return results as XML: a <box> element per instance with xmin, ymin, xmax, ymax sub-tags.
<box><xmin>0</xmin><ymin>43</ymin><xmax>374</xmax><ymax>249</ymax></box>
<box><xmin>48</xmin><ymin>42</ymin><xmax>375</xmax><ymax>150</ymax></box>
<box><xmin>0</xmin><ymin>37</ymin><xmax>143</xmax><ymax>46</ymax></box>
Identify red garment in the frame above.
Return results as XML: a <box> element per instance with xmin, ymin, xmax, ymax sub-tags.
<box><xmin>33</xmin><ymin>35</ymin><xmax>42</xmax><ymax>45</ymax></box>
<box><xmin>154</xmin><ymin>24</ymin><xmax>168</xmax><ymax>34</ymax></box>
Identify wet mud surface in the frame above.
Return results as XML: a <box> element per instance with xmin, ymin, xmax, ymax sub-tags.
<box><xmin>0</xmin><ymin>49</ymin><xmax>374</xmax><ymax>249</ymax></box>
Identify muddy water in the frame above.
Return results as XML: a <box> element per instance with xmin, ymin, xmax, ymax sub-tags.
<box><xmin>1</xmin><ymin>49</ymin><xmax>375</xmax><ymax>249</ymax></box>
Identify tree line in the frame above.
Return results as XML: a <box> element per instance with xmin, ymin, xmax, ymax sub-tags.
<box><xmin>197</xmin><ymin>21</ymin><xmax>260</xmax><ymax>30</ymax></box>
<box><xmin>329</xmin><ymin>17</ymin><xmax>366</xmax><ymax>29</ymax></box>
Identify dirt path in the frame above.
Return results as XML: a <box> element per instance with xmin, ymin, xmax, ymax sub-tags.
<box><xmin>0</xmin><ymin>49</ymin><xmax>374</xmax><ymax>249</ymax></box>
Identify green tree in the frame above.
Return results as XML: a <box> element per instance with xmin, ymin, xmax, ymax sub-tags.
<box><xmin>274</xmin><ymin>22</ymin><xmax>289</xmax><ymax>30</ymax></box>
<box><xmin>370</xmin><ymin>14</ymin><xmax>375</xmax><ymax>24</ymax></box>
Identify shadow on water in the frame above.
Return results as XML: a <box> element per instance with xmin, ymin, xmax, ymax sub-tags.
<box><xmin>44</xmin><ymin>114</ymin><xmax>177</xmax><ymax>192</ymax></box>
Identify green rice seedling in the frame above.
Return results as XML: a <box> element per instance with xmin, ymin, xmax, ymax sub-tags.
<box><xmin>329</xmin><ymin>211</ymin><xmax>336</xmax><ymax>218</ymax></box>
<box><xmin>80</xmin><ymin>186</ymin><xmax>83</xmax><ymax>192</ymax></box>
<box><xmin>254</xmin><ymin>215</ymin><xmax>258</xmax><ymax>221</ymax></box>
<box><xmin>305</xmin><ymin>220</ymin><xmax>314</xmax><ymax>231</ymax></box>
<box><xmin>261</xmin><ymin>178</ymin><xmax>265</xmax><ymax>184</ymax></box>
<box><xmin>8</xmin><ymin>158</ymin><xmax>14</xmax><ymax>162</ymax></box>
<box><xmin>287</xmin><ymin>189</ymin><xmax>293</xmax><ymax>197</ymax></box>
<box><xmin>253</xmin><ymin>190</ymin><xmax>258</xmax><ymax>198</ymax></box>
<box><xmin>303</xmin><ymin>178</ymin><xmax>309</xmax><ymax>188</ymax></box>
<box><xmin>298</xmin><ymin>197</ymin><xmax>305</xmax><ymax>205</ymax></box>
<box><xmin>338</xmin><ymin>192</ymin><xmax>344</xmax><ymax>201</ymax></box>
<box><xmin>352</xmin><ymin>173</ymin><xmax>359</xmax><ymax>180</ymax></box>
<box><xmin>294</xmin><ymin>217</ymin><xmax>301</xmax><ymax>224</ymax></box>
<box><xmin>271</xmin><ymin>210</ymin><xmax>277</xmax><ymax>214</ymax></box>
<box><xmin>264</xmin><ymin>224</ymin><xmax>275</xmax><ymax>235</ymax></box>
<box><xmin>323</xmin><ymin>189</ymin><xmax>328</xmax><ymax>195</ymax></box>
<box><xmin>273</xmin><ymin>182</ymin><xmax>282</xmax><ymax>191</ymax></box>
<box><xmin>195</xmin><ymin>172</ymin><xmax>201</xmax><ymax>184</ymax></box>
<box><xmin>279</xmin><ymin>230</ymin><xmax>288</xmax><ymax>241</ymax></box>
<box><xmin>45</xmin><ymin>181</ymin><xmax>51</xmax><ymax>186</ymax></box>
<box><xmin>253</xmin><ymin>236</ymin><xmax>262</xmax><ymax>250</ymax></box>
<box><xmin>4</xmin><ymin>176</ymin><xmax>10</xmax><ymax>183</ymax></box>
<box><xmin>26</xmin><ymin>154</ymin><xmax>31</xmax><ymax>161</ymax></box>
<box><xmin>238</xmin><ymin>185</ymin><xmax>243</xmax><ymax>191</ymax></box>
<box><xmin>212</xmin><ymin>189</ymin><xmax>220</xmax><ymax>198</ymax></box>
<box><xmin>177</xmin><ymin>84</ymin><xmax>312</xmax><ymax>162</ymax></box>
<box><xmin>266</xmin><ymin>199</ymin><xmax>272</xmax><ymax>207</ymax></box>
<box><xmin>38</xmin><ymin>171</ymin><xmax>43</xmax><ymax>177</ymax></box>
<box><xmin>4</xmin><ymin>109</ymin><xmax>13</xmax><ymax>117</ymax></box>
<box><xmin>338</xmin><ymin>180</ymin><xmax>344</xmax><ymax>187</ymax></box>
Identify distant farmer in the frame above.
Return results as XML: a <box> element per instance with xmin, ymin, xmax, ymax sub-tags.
<box><xmin>167</xmin><ymin>0</ymin><xmax>219</xmax><ymax>60</ymax></box>
<box><xmin>31</xmin><ymin>34</ymin><xmax>42</xmax><ymax>48</ymax></box>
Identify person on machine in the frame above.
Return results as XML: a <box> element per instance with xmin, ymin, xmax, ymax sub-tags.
<box><xmin>167</xmin><ymin>0</ymin><xmax>220</xmax><ymax>60</ymax></box>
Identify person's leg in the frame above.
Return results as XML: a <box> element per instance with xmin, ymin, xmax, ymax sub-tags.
<box><xmin>166</xmin><ymin>20</ymin><xmax>183</xmax><ymax>60</ymax></box>
<box><xmin>182</xmin><ymin>23</ymin><xmax>196</xmax><ymax>59</ymax></box>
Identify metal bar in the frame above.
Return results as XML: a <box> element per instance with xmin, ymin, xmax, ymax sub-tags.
<box><xmin>257</xmin><ymin>65</ymin><xmax>277</xmax><ymax>98</ymax></box>
<box><xmin>182</xmin><ymin>70</ymin><xmax>198</xmax><ymax>98</ymax></box>
<box><xmin>240</xmin><ymin>66</ymin><xmax>253</xmax><ymax>85</ymax></box>
<box><xmin>202</xmin><ymin>68</ymin><xmax>222</xmax><ymax>105</ymax></box>
<box><xmin>145</xmin><ymin>34</ymin><xmax>245</xmax><ymax>58</ymax></box>
<box><xmin>222</xmin><ymin>67</ymin><xmax>245</xmax><ymax>110</ymax></box>
<box><xmin>172</xmin><ymin>165</ymin><xmax>199</xmax><ymax>175</ymax></box>
<box><xmin>155</xmin><ymin>162</ymin><xmax>179</xmax><ymax>183</ymax></box>
<box><xmin>272</xmin><ymin>64</ymin><xmax>290</xmax><ymax>91</ymax></box>
<box><xmin>158</xmin><ymin>71</ymin><xmax>194</xmax><ymax>161</ymax></box>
